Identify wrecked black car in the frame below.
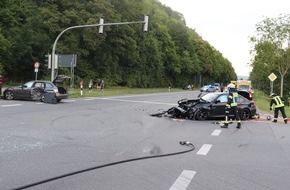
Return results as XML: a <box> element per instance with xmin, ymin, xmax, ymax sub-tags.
<box><xmin>152</xmin><ymin>91</ymin><xmax>257</xmax><ymax>120</ymax></box>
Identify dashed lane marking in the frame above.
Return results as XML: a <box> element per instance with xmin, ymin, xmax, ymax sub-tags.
<box><xmin>211</xmin><ymin>129</ymin><xmax>221</xmax><ymax>136</ymax></box>
<box><xmin>169</xmin><ymin>170</ymin><xmax>196</xmax><ymax>190</ymax></box>
<box><xmin>196</xmin><ymin>144</ymin><xmax>212</xmax><ymax>156</ymax></box>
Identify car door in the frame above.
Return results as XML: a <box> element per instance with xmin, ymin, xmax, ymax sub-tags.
<box><xmin>211</xmin><ymin>94</ymin><xmax>228</xmax><ymax>117</ymax></box>
<box><xmin>17</xmin><ymin>82</ymin><xmax>34</xmax><ymax>99</ymax></box>
<box><xmin>31</xmin><ymin>82</ymin><xmax>45</xmax><ymax>100</ymax></box>
<box><xmin>44</xmin><ymin>82</ymin><xmax>55</xmax><ymax>92</ymax></box>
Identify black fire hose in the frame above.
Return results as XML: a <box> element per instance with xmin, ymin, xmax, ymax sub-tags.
<box><xmin>12</xmin><ymin>141</ymin><xmax>195</xmax><ymax>190</ymax></box>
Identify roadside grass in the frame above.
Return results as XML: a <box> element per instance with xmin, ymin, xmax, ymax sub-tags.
<box><xmin>254</xmin><ymin>90</ymin><xmax>290</xmax><ymax>116</ymax></box>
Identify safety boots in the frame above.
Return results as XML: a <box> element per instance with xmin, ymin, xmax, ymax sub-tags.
<box><xmin>221</xmin><ymin>122</ymin><xmax>241</xmax><ymax>128</ymax></box>
<box><xmin>220</xmin><ymin>124</ymin><xmax>228</xmax><ymax>128</ymax></box>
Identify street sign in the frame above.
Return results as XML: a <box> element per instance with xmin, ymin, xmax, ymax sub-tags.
<box><xmin>34</xmin><ymin>62</ymin><xmax>40</xmax><ymax>69</ymax></box>
<box><xmin>268</xmin><ymin>73</ymin><xmax>277</xmax><ymax>82</ymax></box>
<box><xmin>57</xmin><ymin>54</ymin><xmax>77</xmax><ymax>67</ymax></box>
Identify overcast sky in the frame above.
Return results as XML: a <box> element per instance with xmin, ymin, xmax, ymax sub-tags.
<box><xmin>158</xmin><ymin>0</ymin><xmax>289</xmax><ymax>77</ymax></box>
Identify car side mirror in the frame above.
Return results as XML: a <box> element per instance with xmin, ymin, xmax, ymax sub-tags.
<box><xmin>215</xmin><ymin>100</ymin><xmax>221</xmax><ymax>103</ymax></box>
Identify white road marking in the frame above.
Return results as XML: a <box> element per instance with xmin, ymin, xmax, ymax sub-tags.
<box><xmin>100</xmin><ymin>97</ymin><xmax>176</xmax><ymax>106</ymax></box>
<box><xmin>84</xmin><ymin>98</ymin><xmax>98</xmax><ymax>101</ymax></box>
<box><xmin>169</xmin><ymin>170</ymin><xmax>196</xmax><ymax>190</ymax></box>
<box><xmin>63</xmin><ymin>99</ymin><xmax>76</xmax><ymax>102</ymax></box>
<box><xmin>196</xmin><ymin>144</ymin><xmax>212</xmax><ymax>155</ymax></box>
<box><xmin>1</xmin><ymin>104</ymin><xmax>22</xmax><ymax>107</ymax></box>
<box><xmin>211</xmin><ymin>129</ymin><xmax>221</xmax><ymax>136</ymax></box>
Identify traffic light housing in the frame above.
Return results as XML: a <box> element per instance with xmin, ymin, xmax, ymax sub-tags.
<box><xmin>45</xmin><ymin>54</ymin><xmax>51</xmax><ymax>68</ymax></box>
<box><xmin>143</xmin><ymin>14</ymin><xmax>149</xmax><ymax>32</ymax></box>
<box><xmin>99</xmin><ymin>17</ymin><xmax>104</xmax><ymax>34</ymax></box>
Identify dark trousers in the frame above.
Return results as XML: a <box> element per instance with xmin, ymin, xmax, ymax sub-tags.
<box><xmin>225</xmin><ymin>106</ymin><xmax>241</xmax><ymax>125</ymax></box>
<box><xmin>274</xmin><ymin>106</ymin><xmax>287</xmax><ymax>120</ymax></box>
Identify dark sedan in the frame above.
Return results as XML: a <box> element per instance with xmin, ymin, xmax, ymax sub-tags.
<box><xmin>162</xmin><ymin>92</ymin><xmax>257</xmax><ymax>120</ymax></box>
<box><xmin>3</xmin><ymin>76</ymin><xmax>68</xmax><ymax>102</ymax></box>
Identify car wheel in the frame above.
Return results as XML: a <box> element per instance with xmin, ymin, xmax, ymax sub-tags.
<box><xmin>195</xmin><ymin>109</ymin><xmax>208</xmax><ymax>120</ymax></box>
<box><xmin>187</xmin><ymin>109</ymin><xmax>195</xmax><ymax>120</ymax></box>
<box><xmin>4</xmin><ymin>90</ymin><xmax>14</xmax><ymax>100</ymax></box>
<box><xmin>41</xmin><ymin>94</ymin><xmax>45</xmax><ymax>102</ymax></box>
<box><xmin>240</xmin><ymin>108</ymin><xmax>251</xmax><ymax>120</ymax></box>
<box><xmin>166</xmin><ymin>107</ymin><xmax>176</xmax><ymax>118</ymax></box>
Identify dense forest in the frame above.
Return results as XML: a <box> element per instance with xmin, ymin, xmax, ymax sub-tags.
<box><xmin>0</xmin><ymin>0</ymin><xmax>237</xmax><ymax>88</ymax></box>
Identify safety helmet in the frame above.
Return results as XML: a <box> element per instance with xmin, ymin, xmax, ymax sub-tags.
<box><xmin>227</xmin><ymin>83</ymin><xmax>235</xmax><ymax>89</ymax></box>
<box><xmin>270</xmin><ymin>93</ymin><xmax>276</xmax><ymax>97</ymax></box>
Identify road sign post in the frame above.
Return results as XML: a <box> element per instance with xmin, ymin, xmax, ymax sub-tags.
<box><xmin>34</xmin><ymin>62</ymin><xmax>40</xmax><ymax>80</ymax></box>
<box><xmin>268</xmin><ymin>73</ymin><xmax>277</xmax><ymax>95</ymax></box>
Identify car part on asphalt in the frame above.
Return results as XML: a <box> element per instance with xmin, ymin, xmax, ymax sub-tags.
<box><xmin>43</xmin><ymin>92</ymin><xmax>57</xmax><ymax>104</ymax></box>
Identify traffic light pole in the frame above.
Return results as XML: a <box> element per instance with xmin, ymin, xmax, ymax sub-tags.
<box><xmin>51</xmin><ymin>16</ymin><xmax>149</xmax><ymax>82</ymax></box>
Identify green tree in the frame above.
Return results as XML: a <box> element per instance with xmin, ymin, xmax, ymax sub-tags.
<box><xmin>251</xmin><ymin>14</ymin><xmax>290</xmax><ymax>96</ymax></box>
<box><xmin>0</xmin><ymin>0</ymin><xmax>238</xmax><ymax>88</ymax></box>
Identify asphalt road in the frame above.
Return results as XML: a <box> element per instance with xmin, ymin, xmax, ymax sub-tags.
<box><xmin>1</xmin><ymin>91</ymin><xmax>290</xmax><ymax>190</ymax></box>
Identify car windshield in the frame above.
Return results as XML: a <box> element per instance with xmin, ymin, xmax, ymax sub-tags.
<box><xmin>23</xmin><ymin>81</ymin><xmax>34</xmax><ymax>88</ymax></box>
<box><xmin>201</xmin><ymin>93</ymin><xmax>220</xmax><ymax>102</ymax></box>
<box><xmin>238</xmin><ymin>85</ymin><xmax>249</xmax><ymax>90</ymax></box>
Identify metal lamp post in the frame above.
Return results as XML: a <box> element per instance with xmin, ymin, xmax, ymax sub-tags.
<box><xmin>50</xmin><ymin>15</ymin><xmax>149</xmax><ymax>82</ymax></box>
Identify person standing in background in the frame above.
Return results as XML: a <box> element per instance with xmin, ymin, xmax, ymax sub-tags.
<box><xmin>0</xmin><ymin>75</ymin><xmax>3</xmax><ymax>98</ymax></box>
<box><xmin>101</xmin><ymin>79</ymin><xmax>105</xmax><ymax>91</ymax></box>
<box><xmin>220</xmin><ymin>84</ymin><xmax>224</xmax><ymax>92</ymax></box>
<box><xmin>88</xmin><ymin>79</ymin><xmax>93</xmax><ymax>92</ymax></box>
<box><xmin>97</xmin><ymin>79</ymin><xmax>101</xmax><ymax>91</ymax></box>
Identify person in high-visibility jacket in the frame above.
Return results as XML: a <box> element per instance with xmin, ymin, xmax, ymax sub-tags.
<box><xmin>221</xmin><ymin>83</ymin><xmax>241</xmax><ymax>128</ymax></box>
<box><xmin>270</xmin><ymin>93</ymin><xmax>287</xmax><ymax>124</ymax></box>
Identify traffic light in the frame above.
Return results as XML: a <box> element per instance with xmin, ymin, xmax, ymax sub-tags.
<box><xmin>45</xmin><ymin>54</ymin><xmax>51</xmax><ymax>68</ymax></box>
<box><xmin>99</xmin><ymin>17</ymin><xmax>104</xmax><ymax>34</ymax></box>
<box><xmin>143</xmin><ymin>14</ymin><xmax>149</xmax><ymax>32</ymax></box>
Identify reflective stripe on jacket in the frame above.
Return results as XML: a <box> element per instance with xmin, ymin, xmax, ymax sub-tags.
<box><xmin>227</xmin><ymin>91</ymin><xmax>238</xmax><ymax>107</ymax></box>
<box><xmin>271</xmin><ymin>96</ymin><xmax>284</xmax><ymax>108</ymax></box>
